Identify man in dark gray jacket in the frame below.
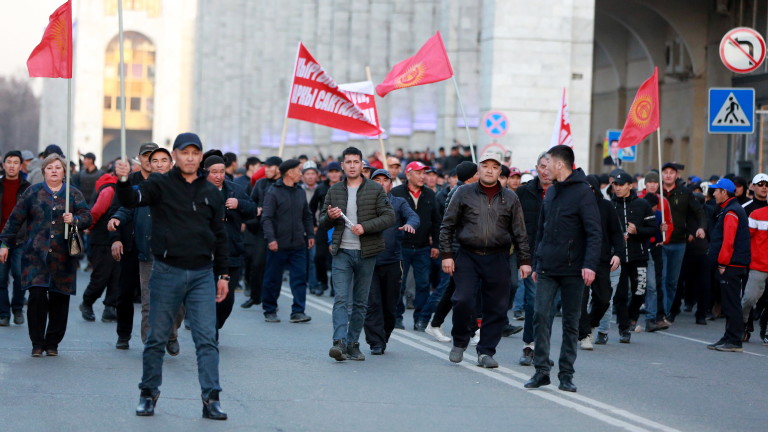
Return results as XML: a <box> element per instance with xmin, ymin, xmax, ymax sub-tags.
<box><xmin>319</xmin><ymin>147</ymin><xmax>395</xmax><ymax>362</ymax></box>
<box><xmin>440</xmin><ymin>151</ymin><xmax>531</xmax><ymax>368</ymax></box>
<box><xmin>260</xmin><ymin>159</ymin><xmax>314</xmax><ymax>324</ymax></box>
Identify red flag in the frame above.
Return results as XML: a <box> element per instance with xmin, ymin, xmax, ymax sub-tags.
<box><xmin>375</xmin><ymin>32</ymin><xmax>453</xmax><ymax>97</ymax></box>
<box><xmin>550</xmin><ymin>88</ymin><xmax>573</xmax><ymax>148</ymax></box>
<box><xmin>27</xmin><ymin>1</ymin><xmax>73</xmax><ymax>78</ymax></box>
<box><xmin>286</xmin><ymin>43</ymin><xmax>382</xmax><ymax>136</ymax></box>
<box><xmin>618</xmin><ymin>67</ymin><xmax>659</xmax><ymax>148</ymax></box>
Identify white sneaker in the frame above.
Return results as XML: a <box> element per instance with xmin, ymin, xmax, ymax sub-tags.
<box><xmin>425</xmin><ymin>325</ymin><xmax>451</xmax><ymax>342</ymax></box>
<box><xmin>470</xmin><ymin>329</ymin><xmax>480</xmax><ymax>346</ymax></box>
<box><xmin>580</xmin><ymin>333</ymin><xmax>594</xmax><ymax>350</ymax></box>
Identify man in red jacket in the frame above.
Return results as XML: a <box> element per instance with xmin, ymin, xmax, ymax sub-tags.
<box><xmin>741</xmin><ymin>205</ymin><xmax>768</xmax><ymax>343</ymax></box>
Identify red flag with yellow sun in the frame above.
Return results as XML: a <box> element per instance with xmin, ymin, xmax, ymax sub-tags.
<box><xmin>375</xmin><ymin>32</ymin><xmax>453</xmax><ymax>97</ymax></box>
<box><xmin>27</xmin><ymin>1</ymin><xmax>73</xmax><ymax>78</ymax></box>
<box><xmin>618</xmin><ymin>67</ymin><xmax>659</xmax><ymax>148</ymax></box>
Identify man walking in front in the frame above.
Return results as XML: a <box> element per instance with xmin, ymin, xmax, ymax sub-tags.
<box><xmin>115</xmin><ymin>132</ymin><xmax>229</xmax><ymax>420</ymax></box>
<box><xmin>319</xmin><ymin>147</ymin><xmax>394</xmax><ymax>362</ymax></box>
<box><xmin>260</xmin><ymin>159</ymin><xmax>314</xmax><ymax>324</ymax></box>
<box><xmin>525</xmin><ymin>145</ymin><xmax>601</xmax><ymax>393</ymax></box>
<box><xmin>707</xmin><ymin>179</ymin><xmax>751</xmax><ymax>352</ymax></box>
<box><xmin>440</xmin><ymin>151</ymin><xmax>531</xmax><ymax>368</ymax></box>
<box><xmin>0</xmin><ymin>151</ymin><xmax>31</xmax><ymax>326</ymax></box>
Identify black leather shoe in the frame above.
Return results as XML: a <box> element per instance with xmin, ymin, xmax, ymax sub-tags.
<box><xmin>79</xmin><ymin>303</ymin><xmax>95</xmax><ymax>321</ymax></box>
<box><xmin>116</xmin><ymin>337</ymin><xmax>130</xmax><ymax>350</ymax></box>
<box><xmin>240</xmin><ymin>298</ymin><xmax>257</xmax><ymax>309</ymax></box>
<box><xmin>370</xmin><ymin>345</ymin><xmax>385</xmax><ymax>355</ymax></box>
<box><xmin>202</xmin><ymin>390</ymin><xmax>227</xmax><ymax>420</ymax></box>
<box><xmin>166</xmin><ymin>339</ymin><xmax>180</xmax><ymax>356</ymax></box>
<box><xmin>558</xmin><ymin>376</ymin><xmax>577</xmax><ymax>392</ymax></box>
<box><xmin>136</xmin><ymin>391</ymin><xmax>159</xmax><ymax>416</ymax></box>
<box><xmin>502</xmin><ymin>324</ymin><xmax>523</xmax><ymax>337</ymax></box>
<box><xmin>524</xmin><ymin>371</ymin><xmax>551</xmax><ymax>389</ymax></box>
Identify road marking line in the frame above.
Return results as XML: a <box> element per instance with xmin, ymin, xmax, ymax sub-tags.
<box><xmin>655</xmin><ymin>330</ymin><xmax>767</xmax><ymax>357</ymax></box>
<box><xmin>295</xmin><ymin>290</ymin><xmax>680</xmax><ymax>432</ymax></box>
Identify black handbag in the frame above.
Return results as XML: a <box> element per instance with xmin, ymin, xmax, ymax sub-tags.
<box><xmin>68</xmin><ymin>224</ymin><xmax>84</xmax><ymax>258</ymax></box>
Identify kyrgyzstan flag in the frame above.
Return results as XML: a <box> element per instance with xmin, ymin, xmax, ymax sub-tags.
<box><xmin>375</xmin><ymin>32</ymin><xmax>453</xmax><ymax>97</ymax></box>
<box><xmin>27</xmin><ymin>1</ymin><xmax>73</xmax><ymax>78</ymax></box>
<box><xmin>286</xmin><ymin>43</ymin><xmax>383</xmax><ymax>136</ymax></box>
<box><xmin>618</xmin><ymin>67</ymin><xmax>660</xmax><ymax>148</ymax></box>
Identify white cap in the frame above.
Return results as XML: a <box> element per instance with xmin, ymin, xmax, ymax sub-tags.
<box><xmin>752</xmin><ymin>173</ymin><xmax>768</xmax><ymax>184</ymax></box>
<box><xmin>520</xmin><ymin>173</ymin><xmax>534</xmax><ymax>183</ymax></box>
<box><xmin>302</xmin><ymin>160</ymin><xmax>319</xmax><ymax>173</ymax></box>
<box><xmin>478</xmin><ymin>150</ymin><xmax>502</xmax><ymax>165</ymax></box>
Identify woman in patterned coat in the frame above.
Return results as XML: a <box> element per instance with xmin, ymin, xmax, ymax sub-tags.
<box><xmin>0</xmin><ymin>154</ymin><xmax>92</xmax><ymax>357</ymax></box>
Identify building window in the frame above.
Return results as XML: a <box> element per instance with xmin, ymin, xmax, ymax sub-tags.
<box><xmin>103</xmin><ymin>31</ymin><xmax>155</xmax><ymax>130</ymax></box>
<box><xmin>130</xmin><ymin>97</ymin><xmax>141</xmax><ymax>111</ymax></box>
<box><xmin>104</xmin><ymin>96</ymin><xmax>112</xmax><ymax>110</ymax></box>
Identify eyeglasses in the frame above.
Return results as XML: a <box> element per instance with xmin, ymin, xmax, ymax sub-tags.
<box><xmin>756</xmin><ymin>182</ymin><xmax>768</xmax><ymax>187</ymax></box>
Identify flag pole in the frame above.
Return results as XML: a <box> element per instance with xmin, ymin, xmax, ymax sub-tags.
<box><xmin>452</xmin><ymin>76</ymin><xmax>476</xmax><ymax>163</ymax></box>
<box><xmin>279</xmin><ymin>42</ymin><xmax>302</xmax><ymax>159</ymax></box>
<box><xmin>278</xmin><ymin>118</ymin><xmax>289</xmax><ymax>158</ymax></box>
<box><xmin>118</xmin><ymin>0</ymin><xmax>127</xmax><ymax>178</ymax></box>
<box><xmin>64</xmin><ymin>79</ymin><xmax>72</xmax><ymax>239</ymax></box>
<box><xmin>656</xmin><ymin>127</ymin><xmax>666</xmax><ymax>243</ymax></box>
<box><xmin>365</xmin><ymin>66</ymin><xmax>388</xmax><ymax>171</ymax></box>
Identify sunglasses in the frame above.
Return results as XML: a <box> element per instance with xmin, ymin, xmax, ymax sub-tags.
<box><xmin>756</xmin><ymin>182</ymin><xmax>768</xmax><ymax>187</ymax></box>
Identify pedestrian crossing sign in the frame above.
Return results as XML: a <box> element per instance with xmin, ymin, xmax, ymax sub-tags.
<box><xmin>708</xmin><ymin>87</ymin><xmax>755</xmax><ymax>134</ymax></box>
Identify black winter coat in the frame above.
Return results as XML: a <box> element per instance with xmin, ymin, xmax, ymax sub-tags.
<box><xmin>515</xmin><ymin>177</ymin><xmax>547</xmax><ymax>254</ymax></box>
<box><xmin>533</xmin><ymin>169</ymin><xmax>601</xmax><ymax>275</ymax></box>
<box><xmin>611</xmin><ymin>191</ymin><xmax>656</xmax><ymax>263</ymax></box>
<box><xmin>261</xmin><ymin>179</ymin><xmax>314</xmax><ymax>251</ymax></box>
<box><xmin>663</xmin><ymin>180</ymin><xmax>707</xmax><ymax>244</ymax></box>
<box><xmin>390</xmin><ymin>183</ymin><xmax>440</xmax><ymax>249</ymax></box>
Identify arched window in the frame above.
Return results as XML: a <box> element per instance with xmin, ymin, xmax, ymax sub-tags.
<box><xmin>103</xmin><ymin>31</ymin><xmax>155</xmax><ymax>131</ymax></box>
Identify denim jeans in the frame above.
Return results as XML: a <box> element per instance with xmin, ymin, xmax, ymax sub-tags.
<box><xmin>532</xmin><ymin>274</ymin><xmax>583</xmax><ymax>378</ymax></box>
<box><xmin>307</xmin><ymin>245</ymin><xmax>318</xmax><ymax>289</ymax></box>
<box><xmin>513</xmin><ymin>276</ymin><xmax>526</xmax><ymax>312</ymax></box>
<box><xmin>419</xmin><ymin>266</ymin><xmax>450</xmax><ymax>323</ymax></box>
<box><xmin>597</xmin><ymin>265</ymin><xmax>621</xmax><ymax>333</ymax></box>
<box><xmin>331</xmin><ymin>249</ymin><xmax>376</xmax><ymax>343</ymax></box>
<box><xmin>397</xmin><ymin>247</ymin><xmax>431</xmax><ymax>322</ymax></box>
<box><xmin>139</xmin><ymin>261</ymin><xmax>220</xmax><ymax>399</ymax></box>
<box><xmin>520</xmin><ymin>277</ymin><xmax>536</xmax><ymax>344</ymax></box>
<box><xmin>261</xmin><ymin>248</ymin><xmax>308</xmax><ymax>315</ymax></box>
<box><xmin>661</xmin><ymin>242</ymin><xmax>687</xmax><ymax>316</ymax></box>
<box><xmin>644</xmin><ymin>254</ymin><xmax>658</xmax><ymax>322</ymax></box>
<box><xmin>0</xmin><ymin>245</ymin><xmax>23</xmax><ymax>318</ymax></box>
<box><xmin>508</xmin><ymin>253</ymin><xmax>519</xmax><ymax>309</ymax></box>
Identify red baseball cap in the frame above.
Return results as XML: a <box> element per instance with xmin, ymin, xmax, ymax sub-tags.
<box><xmin>405</xmin><ymin>161</ymin><xmax>429</xmax><ymax>173</ymax></box>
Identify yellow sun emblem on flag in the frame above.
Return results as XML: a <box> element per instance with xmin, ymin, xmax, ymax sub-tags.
<box><xmin>49</xmin><ymin>15</ymin><xmax>70</xmax><ymax>59</ymax></box>
<box><xmin>395</xmin><ymin>63</ymin><xmax>426</xmax><ymax>88</ymax></box>
<box><xmin>629</xmin><ymin>95</ymin><xmax>654</xmax><ymax>128</ymax></box>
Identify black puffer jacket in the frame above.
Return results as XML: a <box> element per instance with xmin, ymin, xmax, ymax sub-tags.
<box><xmin>663</xmin><ymin>179</ymin><xmax>706</xmax><ymax>244</ymax></box>
<box><xmin>515</xmin><ymin>177</ymin><xmax>547</xmax><ymax>253</ymax></box>
<box><xmin>586</xmin><ymin>175</ymin><xmax>624</xmax><ymax>264</ymax></box>
<box><xmin>611</xmin><ymin>190</ymin><xmax>656</xmax><ymax>263</ymax></box>
<box><xmin>318</xmin><ymin>177</ymin><xmax>395</xmax><ymax>258</ymax></box>
<box><xmin>533</xmin><ymin>168</ymin><xmax>601</xmax><ymax>275</ymax></box>
<box><xmin>439</xmin><ymin>182</ymin><xmax>530</xmax><ymax>265</ymax></box>
<box><xmin>262</xmin><ymin>179</ymin><xmax>314</xmax><ymax>251</ymax></box>
<box><xmin>391</xmin><ymin>182</ymin><xmax>440</xmax><ymax>249</ymax></box>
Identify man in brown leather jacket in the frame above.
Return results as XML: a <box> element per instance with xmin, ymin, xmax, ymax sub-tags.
<box><xmin>440</xmin><ymin>151</ymin><xmax>531</xmax><ymax>368</ymax></box>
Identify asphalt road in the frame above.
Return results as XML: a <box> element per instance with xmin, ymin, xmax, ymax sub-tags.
<box><xmin>1</xmin><ymin>270</ymin><xmax>766</xmax><ymax>432</ymax></box>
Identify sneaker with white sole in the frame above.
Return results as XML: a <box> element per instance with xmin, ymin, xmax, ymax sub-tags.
<box><xmin>579</xmin><ymin>334</ymin><xmax>594</xmax><ymax>350</ymax></box>
<box><xmin>470</xmin><ymin>329</ymin><xmax>480</xmax><ymax>346</ymax></box>
<box><xmin>425</xmin><ymin>325</ymin><xmax>451</xmax><ymax>342</ymax></box>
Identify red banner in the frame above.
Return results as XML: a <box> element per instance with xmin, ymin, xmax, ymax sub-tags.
<box><xmin>375</xmin><ymin>32</ymin><xmax>454</xmax><ymax>97</ymax></box>
<box><xmin>618</xmin><ymin>67</ymin><xmax>660</xmax><ymax>149</ymax></box>
<box><xmin>286</xmin><ymin>43</ymin><xmax>382</xmax><ymax>136</ymax></box>
<box><xmin>27</xmin><ymin>1</ymin><xmax>73</xmax><ymax>78</ymax></box>
<box><xmin>550</xmin><ymin>88</ymin><xmax>573</xmax><ymax>148</ymax></box>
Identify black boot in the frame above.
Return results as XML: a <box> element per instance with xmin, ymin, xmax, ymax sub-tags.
<box><xmin>136</xmin><ymin>390</ymin><xmax>159</xmax><ymax>416</ymax></box>
<box><xmin>202</xmin><ymin>390</ymin><xmax>227</xmax><ymax>420</ymax></box>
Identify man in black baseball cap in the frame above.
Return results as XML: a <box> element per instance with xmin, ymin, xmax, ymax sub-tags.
<box><xmin>172</xmin><ymin>132</ymin><xmax>203</xmax><ymax>151</ymax></box>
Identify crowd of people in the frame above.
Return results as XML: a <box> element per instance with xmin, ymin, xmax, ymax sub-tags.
<box><xmin>0</xmin><ymin>137</ymin><xmax>766</xmax><ymax>417</ymax></box>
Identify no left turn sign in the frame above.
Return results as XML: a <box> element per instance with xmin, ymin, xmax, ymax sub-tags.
<box><xmin>720</xmin><ymin>27</ymin><xmax>766</xmax><ymax>73</ymax></box>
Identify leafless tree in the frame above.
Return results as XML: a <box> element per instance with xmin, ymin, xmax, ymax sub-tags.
<box><xmin>0</xmin><ymin>77</ymin><xmax>40</xmax><ymax>155</ymax></box>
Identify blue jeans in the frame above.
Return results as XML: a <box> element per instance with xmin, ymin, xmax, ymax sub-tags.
<box><xmin>307</xmin><ymin>245</ymin><xmax>318</xmax><ymax>289</ymax></box>
<box><xmin>331</xmin><ymin>249</ymin><xmax>376</xmax><ymax>342</ymax></box>
<box><xmin>644</xmin><ymin>254</ymin><xmax>658</xmax><ymax>321</ymax></box>
<box><xmin>662</xmin><ymin>243</ymin><xmax>687</xmax><ymax>316</ymax></box>
<box><xmin>261</xmin><ymin>248</ymin><xmax>308</xmax><ymax>315</ymax></box>
<box><xmin>520</xmin><ymin>277</ymin><xmax>536</xmax><ymax>344</ymax></box>
<box><xmin>397</xmin><ymin>247</ymin><xmax>431</xmax><ymax>322</ymax></box>
<box><xmin>0</xmin><ymin>245</ymin><xmax>23</xmax><ymax>318</ymax></box>
<box><xmin>513</xmin><ymin>277</ymin><xmax>526</xmax><ymax>312</ymax></box>
<box><xmin>139</xmin><ymin>261</ymin><xmax>220</xmax><ymax>398</ymax></box>
<box><xmin>419</xmin><ymin>267</ymin><xmax>450</xmax><ymax>323</ymax></box>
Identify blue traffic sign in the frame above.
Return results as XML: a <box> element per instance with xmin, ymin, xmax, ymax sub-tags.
<box><xmin>482</xmin><ymin>111</ymin><xmax>509</xmax><ymax>137</ymax></box>
<box><xmin>708</xmin><ymin>87</ymin><xmax>755</xmax><ymax>134</ymax></box>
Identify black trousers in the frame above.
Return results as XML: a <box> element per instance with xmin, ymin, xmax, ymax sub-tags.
<box><xmin>717</xmin><ymin>266</ymin><xmax>748</xmax><ymax>344</ymax></box>
<box><xmin>82</xmin><ymin>245</ymin><xmax>121</xmax><ymax>307</ymax></box>
<box><xmin>314</xmin><ymin>227</ymin><xmax>330</xmax><ymax>287</ymax></box>
<box><xmin>116</xmin><ymin>246</ymin><xmax>140</xmax><ymax>339</ymax></box>
<box><xmin>216</xmin><ymin>266</ymin><xmax>241</xmax><ymax>330</ymax></box>
<box><xmin>614</xmin><ymin>260</ymin><xmax>647</xmax><ymax>332</ymax></box>
<box><xmin>242</xmin><ymin>231</ymin><xmax>256</xmax><ymax>291</ymax></box>
<box><xmin>28</xmin><ymin>287</ymin><xmax>70</xmax><ymax>349</ymax></box>
<box><xmin>451</xmin><ymin>250</ymin><xmax>510</xmax><ymax>356</ymax></box>
<box><xmin>650</xmin><ymin>245</ymin><xmax>664</xmax><ymax>320</ymax></box>
<box><xmin>364</xmin><ymin>262</ymin><xmax>402</xmax><ymax>349</ymax></box>
<box><xmin>579</xmin><ymin>263</ymin><xmax>612</xmax><ymax>339</ymax></box>
<box><xmin>674</xmin><ymin>253</ymin><xmax>711</xmax><ymax>319</ymax></box>
<box><xmin>248</xmin><ymin>230</ymin><xmax>267</xmax><ymax>303</ymax></box>
<box><xmin>431</xmin><ymin>277</ymin><xmax>455</xmax><ymax>328</ymax></box>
